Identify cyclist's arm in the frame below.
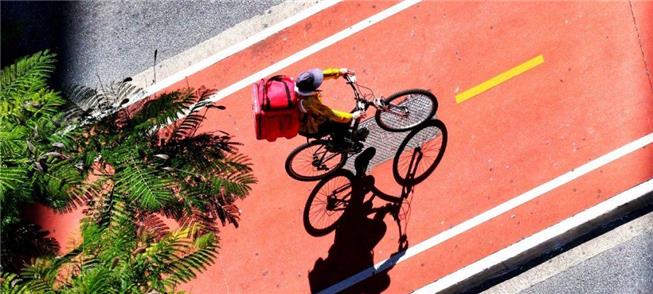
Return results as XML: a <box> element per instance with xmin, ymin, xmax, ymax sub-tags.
<box><xmin>322</xmin><ymin>67</ymin><xmax>348</xmax><ymax>80</ymax></box>
<box><xmin>305</xmin><ymin>97</ymin><xmax>352</xmax><ymax>123</ymax></box>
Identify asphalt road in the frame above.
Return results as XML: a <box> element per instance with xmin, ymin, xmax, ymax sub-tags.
<box><xmin>522</xmin><ymin>229</ymin><xmax>653</xmax><ymax>294</ymax></box>
<box><xmin>1</xmin><ymin>0</ymin><xmax>282</xmax><ymax>88</ymax></box>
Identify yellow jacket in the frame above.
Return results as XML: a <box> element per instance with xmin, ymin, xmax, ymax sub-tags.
<box><xmin>299</xmin><ymin>68</ymin><xmax>353</xmax><ymax>134</ymax></box>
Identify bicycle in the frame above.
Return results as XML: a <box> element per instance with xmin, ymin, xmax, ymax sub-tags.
<box><xmin>303</xmin><ymin>120</ymin><xmax>447</xmax><ymax>236</ymax></box>
<box><xmin>285</xmin><ymin>73</ymin><xmax>438</xmax><ymax>181</ymax></box>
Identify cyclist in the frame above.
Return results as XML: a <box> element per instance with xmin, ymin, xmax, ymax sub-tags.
<box><xmin>295</xmin><ymin>67</ymin><xmax>367</xmax><ymax>151</ymax></box>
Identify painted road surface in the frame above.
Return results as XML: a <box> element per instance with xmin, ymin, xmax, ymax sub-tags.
<box><xmin>35</xmin><ymin>1</ymin><xmax>653</xmax><ymax>293</ymax></box>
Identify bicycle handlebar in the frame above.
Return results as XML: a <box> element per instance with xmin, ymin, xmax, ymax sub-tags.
<box><xmin>344</xmin><ymin>73</ymin><xmax>381</xmax><ymax>113</ymax></box>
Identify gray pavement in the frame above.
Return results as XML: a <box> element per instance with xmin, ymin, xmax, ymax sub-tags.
<box><xmin>521</xmin><ymin>230</ymin><xmax>653</xmax><ymax>294</ymax></box>
<box><xmin>1</xmin><ymin>0</ymin><xmax>282</xmax><ymax>88</ymax></box>
<box><xmin>484</xmin><ymin>209</ymin><xmax>653</xmax><ymax>294</ymax></box>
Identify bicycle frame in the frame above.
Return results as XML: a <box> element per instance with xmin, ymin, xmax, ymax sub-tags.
<box><xmin>343</xmin><ymin>74</ymin><xmax>408</xmax><ymax>132</ymax></box>
<box><xmin>344</xmin><ymin>74</ymin><xmax>374</xmax><ymax>140</ymax></box>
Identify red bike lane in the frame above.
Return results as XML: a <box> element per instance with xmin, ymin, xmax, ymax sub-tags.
<box><xmin>181</xmin><ymin>2</ymin><xmax>653</xmax><ymax>293</ymax></box>
<box><xmin>34</xmin><ymin>1</ymin><xmax>653</xmax><ymax>293</ymax></box>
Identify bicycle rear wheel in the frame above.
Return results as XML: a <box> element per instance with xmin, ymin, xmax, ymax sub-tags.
<box><xmin>285</xmin><ymin>140</ymin><xmax>347</xmax><ymax>181</ymax></box>
<box><xmin>375</xmin><ymin>89</ymin><xmax>437</xmax><ymax>132</ymax></box>
<box><xmin>303</xmin><ymin>171</ymin><xmax>354</xmax><ymax>236</ymax></box>
<box><xmin>392</xmin><ymin>119</ymin><xmax>447</xmax><ymax>185</ymax></box>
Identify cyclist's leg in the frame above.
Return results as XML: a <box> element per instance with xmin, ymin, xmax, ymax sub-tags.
<box><xmin>319</xmin><ymin>121</ymin><xmax>351</xmax><ymax>148</ymax></box>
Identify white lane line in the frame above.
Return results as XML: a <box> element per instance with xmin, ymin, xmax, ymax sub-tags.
<box><xmin>317</xmin><ymin>132</ymin><xmax>653</xmax><ymax>293</ymax></box>
<box><xmin>188</xmin><ymin>0</ymin><xmax>421</xmax><ymax>108</ymax></box>
<box><xmin>123</xmin><ymin>0</ymin><xmax>342</xmax><ymax>108</ymax></box>
<box><xmin>415</xmin><ymin>178</ymin><xmax>653</xmax><ymax>293</ymax></box>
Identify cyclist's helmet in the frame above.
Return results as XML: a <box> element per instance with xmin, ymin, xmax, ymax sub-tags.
<box><xmin>295</xmin><ymin>68</ymin><xmax>323</xmax><ymax>96</ymax></box>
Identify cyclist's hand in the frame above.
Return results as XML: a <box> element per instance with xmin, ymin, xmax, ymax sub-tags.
<box><xmin>351</xmin><ymin>110</ymin><xmax>366</xmax><ymax>120</ymax></box>
<box><xmin>340</xmin><ymin>68</ymin><xmax>354</xmax><ymax>76</ymax></box>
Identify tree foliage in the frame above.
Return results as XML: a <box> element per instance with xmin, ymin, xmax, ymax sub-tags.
<box><xmin>1</xmin><ymin>51</ymin><xmax>256</xmax><ymax>292</ymax></box>
<box><xmin>1</xmin><ymin>50</ymin><xmax>80</xmax><ymax>272</ymax></box>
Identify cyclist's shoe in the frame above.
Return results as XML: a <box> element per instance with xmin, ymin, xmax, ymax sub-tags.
<box><xmin>327</xmin><ymin>140</ymin><xmax>353</xmax><ymax>153</ymax></box>
<box><xmin>353</xmin><ymin>128</ymin><xmax>370</xmax><ymax>142</ymax></box>
<box><xmin>352</xmin><ymin>141</ymin><xmax>364</xmax><ymax>153</ymax></box>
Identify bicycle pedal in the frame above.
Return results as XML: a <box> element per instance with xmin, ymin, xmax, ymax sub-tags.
<box><xmin>350</xmin><ymin>142</ymin><xmax>364</xmax><ymax>154</ymax></box>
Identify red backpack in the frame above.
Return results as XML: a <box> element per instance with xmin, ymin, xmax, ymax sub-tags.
<box><xmin>252</xmin><ymin>75</ymin><xmax>300</xmax><ymax>141</ymax></box>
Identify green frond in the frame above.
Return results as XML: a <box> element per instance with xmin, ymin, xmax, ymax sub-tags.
<box><xmin>66</xmin><ymin>267</ymin><xmax>116</xmax><ymax>294</ymax></box>
<box><xmin>33</xmin><ymin>159</ymin><xmax>84</xmax><ymax>209</ymax></box>
<box><xmin>105</xmin><ymin>200</ymin><xmax>137</xmax><ymax>250</ymax></box>
<box><xmin>60</xmin><ymin>179</ymin><xmax>106</xmax><ymax>213</ymax></box>
<box><xmin>26</xmin><ymin>89</ymin><xmax>66</xmax><ymax>122</ymax></box>
<box><xmin>1</xmin><ymin>50</ymin><xmax>56</xmax><ymax>99</ymax></box>
<box><xmin>130</xmin><ymin>88</ymin><xmax>197</xmax><ymax>132</ymax></box>
<box><xmin>114</xmin><ymin>163</ymin><xmax>174</xmax><ymax>211</ymax></box>
<box><xmin>143</xmin><ymin>227</ymin><xmax>195</xmax><ymax>271</ymax></box>
<box><xmin>162</xmin><ymin>232</ymin><xmax>218</xmax><ymax>288</ymax></box>
<box><xmin>80</xmin><ymin>179</ymin><xmax>113</xmax><ymax>226</ymax></box>
<box><xmin>162</xmin><ymin>133</ymin><xmax>246</xmax><ymax>175</ymax></box>
<box><xmin>1</xmin><ymin>272</ymin><xmax>31</xmax><ymax>294</ymax></box>
<box><xmin>170</xmin><ymin>108</ymin><xmax>207</xmax><ymax>140</ymax></box>
<box><xmin>169</xmin><ymin>87</ymin><xmax>216</xmax><ymax>140</ymax></box>
<box><xmin>0</xmin><ymin>127</ymin><xmax>28</xmax><ymax>160</ymax></box>
<box><xmin>0</xmin><ymin>166</ymin><xmax>29</xmax><ymax>201</ymax></box>
<box><xmin>77</xmin><ymin>220</ymin><xmax>105</xmax><ymax>256</ymax></box>
<box><xmin>19</xmin><ymin>258</ymin><xmax>59</xmax><ymax>293</ymax></box>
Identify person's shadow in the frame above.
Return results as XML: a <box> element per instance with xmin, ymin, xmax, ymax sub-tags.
<box><xmin>306</xmin><ymin>119</ymin><xmax>447</xmax><ymax>293</ymax></box>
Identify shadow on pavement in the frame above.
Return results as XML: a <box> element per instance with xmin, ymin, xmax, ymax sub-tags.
<box><xmin>306</xmin><ymin>119</ymin><xmax>448</xmax><ymax>293</ymax></box>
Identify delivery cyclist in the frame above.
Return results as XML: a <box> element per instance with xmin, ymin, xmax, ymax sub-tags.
<box><xmin>295</xmin><ymin>67</ymin><xmax>368</xmax><ymax>151</ymax></box>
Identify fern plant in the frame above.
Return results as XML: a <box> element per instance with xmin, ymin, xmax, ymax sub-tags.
<box><xmin>1</xmin><ymin>50</ymin><xmax>83</xmax><ymax>272</ymax></box>
<box><xmin>1</xmin><ymin>51</ymin><xmax>256</xmax><ymax>292</ymax></box>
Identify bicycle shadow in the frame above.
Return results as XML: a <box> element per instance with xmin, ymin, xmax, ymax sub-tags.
<box><xmin>307</xmin><ymin>119</ymin><xmax>448</xmax><ymax>293</ymax></box>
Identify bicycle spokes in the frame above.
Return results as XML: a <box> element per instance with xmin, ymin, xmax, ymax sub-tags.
<box><xmin>304</xmin><ymin>173</ymin><xmax>353</xmax><ymax>235</ymax></box>
<box><xmin>393</xmin><ymin>120</ymin><xmax>447</xmax><ymax>185</ymax></box>
<box><xmin>376</xmin><ymin>90</ymin><xmax>437</xmax><ymax>132</ymax></box>
<box><xmin>312</xmin><ymin>147</ymin><xmax>341</xmax><ymax>170</ymax></box>
<box><xmin>286</xmin><ymin>140</ymin><xmax>346</xmax><ymax>181</ymax></box>
<box><xmin>386</xmin><ymin>105</ymin><xmax>410</xmax><ymax>118</ymax></box>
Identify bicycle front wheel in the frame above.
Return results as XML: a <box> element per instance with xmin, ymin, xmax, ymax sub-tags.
<box><xmin>375</xmin><ymin>89</ymin><xmax>438</xmax><ymax>132</ymax></box>
<box><xmin>285</xmin><ymin>140</ymin><xmax>347</xmax><ymax>181</ymax></box>
<box><xmin>303</xmin><ymin>170</ymin><xmax>354</xmax><ymax>236</ymax></box>
<box><xmin>392</xmin><ymin>119</ymin><xmax>447</xmax><ymax>185</ymax></box>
